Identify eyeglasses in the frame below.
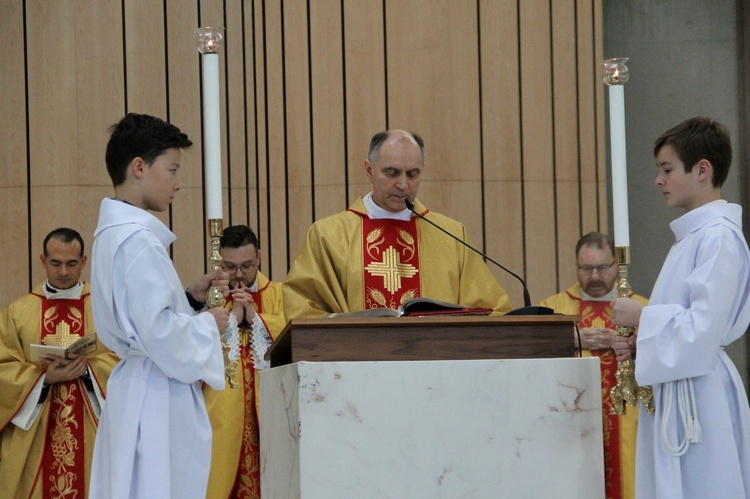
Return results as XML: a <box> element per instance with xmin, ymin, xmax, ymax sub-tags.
<box><xmin>220</xmin><ymin>261</ymin><xmax>257</xmax><ymax>273</ymax></box>
<box><xmin>577</xmin><ymin>261</ymin><xmax>616</xmax><ymax>274</ymax></box>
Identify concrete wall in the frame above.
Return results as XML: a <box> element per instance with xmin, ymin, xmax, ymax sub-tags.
<box><xmin>604</xmin><ymin>0</ymin><xmax>747</xmax><ymax>389</ymax></box>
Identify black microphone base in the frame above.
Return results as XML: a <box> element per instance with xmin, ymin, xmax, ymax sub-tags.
<box><xmin>505</xmin><ymin>305</ymin><xmax>556</xmax><ymax>316</ymax></box>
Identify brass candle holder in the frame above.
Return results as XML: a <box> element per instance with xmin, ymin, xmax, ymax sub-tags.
<box><xmin>610</xmin><ymin>246</ymin><xmax>654</xmax><ymax>415</ymax></box>
<box><xmin>206</xmin><ymin>218</ymin><xmax>239</xmax><ymax>389</ymax></box>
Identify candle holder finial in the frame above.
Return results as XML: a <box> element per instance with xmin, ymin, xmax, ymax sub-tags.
<box><xmin>195</xmin><ymin>27</ymin><xmax>225</xmax><ymax>54</ymax></box>
<box><xmin>602</xmin><ymin>57</ymin><xmax>630</xmax><ymax>86</ymax></box>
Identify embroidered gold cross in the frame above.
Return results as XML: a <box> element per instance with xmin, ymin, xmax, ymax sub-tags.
<box><xmin>44</xmin><ymin>320</ymin><xmax>79</xmax><ymax>348</ymax></box>
<box><xmin>365</xmin><ymin>246</ymin><xmax>418</xmax><ymax>294</ymax></box>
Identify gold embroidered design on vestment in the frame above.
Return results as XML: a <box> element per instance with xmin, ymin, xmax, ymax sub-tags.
<box><xmin>367</xmin><ymin>288</ymin><xmax>388</xmax><ymax>308</ymax></box>
<box><xmin>396</xmin><ymin>228</ymin><xmax>415</xmax><ymax>262</ymax></box>
<box><xmin>48</xmin><ymin>383</ymin><xmax>80</xmax><ymax>497</ymax></box>
<box><xmin>234</xmin><ymin>348</ymin><xmax>261</xmax><ymax>497</ymax></box>
<box><xmin>364</xmin><ymin>247</ymin><xmax>419</xmax><ymax>294</ymax></box>
<box><xmin>42</xmin><ymin>306</ymin><xmax>84</xmax><ymax>347</ymax></box>
<box><xmin>365</xmin><ymin>227</ymin><xmax>385</xmax><ymax>258</ymax></box>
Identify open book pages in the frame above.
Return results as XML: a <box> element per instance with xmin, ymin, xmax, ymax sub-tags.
<box><xmin>325</xmin><ymin>297</ymin><xmax>493</xmax><ymax>318</ymax></box>
<box><xmin>29</xmin><ymin>333</ymin><xmax>97</xmax><ymax>363</ymax></box>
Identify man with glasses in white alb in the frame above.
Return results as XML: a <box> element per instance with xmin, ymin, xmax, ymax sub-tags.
<box><xmin>539</xmin><ymin>232</ymin><xmax>648</xmax><ymax>499</ymax></box>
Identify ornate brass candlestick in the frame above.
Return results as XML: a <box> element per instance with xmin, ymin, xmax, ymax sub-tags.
<box><xmin>206</xmin><ymin>218</ymin><xmax>239</xmax><ymax>389</ymax></box>
<box><xmin>610</xmin><ymin>246</ymin><xmax>654</xmax><ymax>415</ymax></box>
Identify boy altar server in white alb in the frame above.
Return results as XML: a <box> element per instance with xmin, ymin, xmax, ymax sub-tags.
<box><xmin>89</xmin><ymin>113</ymin><xmax>230</xmax><ymax>498</ymax></box>
<box><xmin>612</xmin><ymin>117</ymin><xmax>750</xmax><ymax>499</ymax></box>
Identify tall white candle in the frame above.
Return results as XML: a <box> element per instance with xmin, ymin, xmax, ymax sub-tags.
<box><xmin>608</xmin><ymin>84</ymin><xmax>629</xmax><ymax>247</ymax></box>
<box><xmin>202</xmin><ymin>51</ymin><xmax>222</xmax><ymax>220</ymax></box>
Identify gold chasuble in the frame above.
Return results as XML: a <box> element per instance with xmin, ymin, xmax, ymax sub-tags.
<box><xmin>283</xmin><ymin>197</ymin><xmax>512</xmax><ymax>318</ymax></box>
<box><xmin>203</xmin><ymin>272</ymin><xmax>285</xmax><ymax>499</ymax></box>
<box><xmin>539</xmin><ymin>283</ymin><xmax>648</xmax><ymax>499</ymax></box>
<box><xmin>0</xmin><ymin>283</ymin><xmax>118</xmax><ymax>499</ymax></box>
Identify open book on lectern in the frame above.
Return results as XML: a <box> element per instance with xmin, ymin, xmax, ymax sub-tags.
<box><xmin>325</xmin><ymin>297</ymin><xmax>493</xmax><ymax>318</ymax></box>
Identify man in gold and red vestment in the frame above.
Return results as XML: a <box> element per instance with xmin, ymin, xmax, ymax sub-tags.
<box><xmin>0</xmin><ymin>228</ymin><xmax>118</xmax><ymax>499</ymax></box>
<box><xmin>539</xmin><ymin>232</ymin><xmax>648</xmax><ymax>499</ymax></box>
<box><xmin>204</xmin><ymin>225</ymin><xmax>285</xmax><ymax>498</ymax></box>
<box><xmin>284</xmin><ymin>129</ymin><xmax>513</xmax><ymax>318</ymax></box>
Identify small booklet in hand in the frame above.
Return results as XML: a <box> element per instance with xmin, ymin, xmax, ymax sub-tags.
<box><xmin>326</xmin><ymin>297</ymin><xmax>493</xmax><ymax>318</ymax></box>
<box><xmin>29</xmin><ymin>333</ymin><xmax>97</xmax><ymax>363</ymax></box>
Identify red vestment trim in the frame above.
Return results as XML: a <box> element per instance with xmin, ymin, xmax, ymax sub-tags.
<box><xmin>360</xmin><ymin>216</ymin><xmax>421</xmax><ymax>309</ymax></box>
<box><xmin>38</xmin><ymin>297</ymin><xmax>87</xmax><ymax>499</ymax></box>
<box><xmin>250</xmin><ymin>291</ymin><xmax>262</xmax><ymax>314</ymax></box>
<box><xmin>578</xmin><ymin>300</ymin><xmax>622</xmax><ymax>499</ymax></box>
<box><xmin>231</xmin><ymin>343</ymin><xmax>261</xmax><ymax>497</ymax></box>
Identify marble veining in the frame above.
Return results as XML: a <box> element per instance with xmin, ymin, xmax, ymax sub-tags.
<box><xmin>260</xmin><ymin>358</ymin><xmax>604</xmax><ymax>498</ymax></box>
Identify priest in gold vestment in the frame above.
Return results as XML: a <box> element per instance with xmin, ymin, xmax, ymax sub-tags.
<box><xmin>539</xmin><ymin>232</ymin><xmax>648</xmax><ymax>499</ymax></box>
<box><xmin>204</xmin><ymin>225</ymin><xmax>285</xmax><ymax>498</ymax></box>
<box><xmin>284</xmin><ymin>130</ymin><xmax>513</xmax><ymax>318</ymax></box>
<box><xmin>0</xmin><ymin>228</ymin><xmax>118</xmax><ymax>499</ymax></box>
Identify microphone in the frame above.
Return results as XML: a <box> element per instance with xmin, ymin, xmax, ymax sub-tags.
<box><xmin>405</xmin><ymin>198</ymin><xmax>553</xmax><ymax>315</ymax></box>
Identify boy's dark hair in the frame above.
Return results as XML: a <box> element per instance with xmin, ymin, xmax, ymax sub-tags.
<box><xmin>575</xmin><ymin>232</ymin><xmax>614</xmax><ymax>259</ymax></box>
<box><xmin>43</xmin><ymin>227</ymin><xmax>85</xmax><ymax>256</ymax></box>
<box><xmin>653</xmin><ymin>117</ymin><xmax>732</xmax><ymax>187</ymax></box>
<box><xmin>105</xmin><ymin>113</ymin><xmax>193</xmax><ymax>186</ymax></box>
<box><xmin>220</xmin><ymin>225</ymin><xmax>260</xmax><ymax>249</ymax></box>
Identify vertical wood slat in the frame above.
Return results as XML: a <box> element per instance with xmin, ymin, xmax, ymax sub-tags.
<box><xmin>26</xmin><ymin>2</ymin><xmax>79</xmax><ymax>286</ymax></box>
<box><xmin>262</xmin><ymin>0</ymin><xmax>288</xmax><ymax>280</ymax></box>
<box><xmin>519</xmin><ymin>0</ymin><xmax>557</xmax><ymax>302</ymax></box>
<box><xmin>124</xmin><ymin>0</ymin><xmax>170</xmax><ymax>229</ymax></box>
<box><xmin>552</xmin><ymin>0</ymin><xmax>583</xmax><ymax>291</ymax></box>
<box><xmin>283</xmin><ymin>0</ymin><xmax>314</xmax><ymax>267</ymax></box>
<box><xmin>252</xmin><ymin>0</ymin><xmax>270</xmax><ymax>273</ymax></box>
<box><xmin>0</xmin><ymin>0</ymin><xmax>30</xmax><ymax>307</ymax></box>
<box><xmin>343</xmin><ymin>1</ymin><xmax>387</xmax><ymax>206</ymax></box>
<box><xmin>75</xmin><ymin>0</ymin><xmax>125</xmax><ymax>278</ymax></box>
<box><xmin>310</xmin><ymin>0</ymin><xmax>347</xmax><ymax>220</ymax></box>
<box><xmin>226</xmin><ymin>0</ymin><xmax>249</xmax><ymax>230</ymax></box>
<box><xmin>243</xmin><ymin>1</ymin><xmax>260</xmax><ymax>241</ymax></box>
<box><xmin>1</xmin><ymin>0</ymin><xmax>605</xmax><ymax>314</ymax></box>
<box><xmin>168</xmin><ymin>1</ymin><xmax>203</xmax><ymax>281</ymax></box>
<box><xmin>577</xmin><ymin>0</ymin><xmax>603</xmax><ymax>235</ymax></box>
<box><xmin>479</xmin><ymin>0</ymin><xmax>525</xmax><ymax>304</ymax></box>
<box><xmin>387</xmin><ymin>0</ymin><xmax>483</xmax><ymax>236</ymax></box>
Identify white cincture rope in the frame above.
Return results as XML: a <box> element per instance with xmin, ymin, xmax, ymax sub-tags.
<box><xmin>660</xmin><ymin>378</ymin><xmax>701</xmax><ymax>456</ymax></box>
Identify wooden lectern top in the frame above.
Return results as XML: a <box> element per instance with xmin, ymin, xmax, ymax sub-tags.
<box><xmin>267</xmin><ymin>315</ymin><xmax>578</xmax><ymax>368</ymax></box>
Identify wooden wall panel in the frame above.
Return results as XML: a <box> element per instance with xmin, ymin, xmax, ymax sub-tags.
<box><xmin>125</xmin><ymin>0</ymin><xmax>168</xmax><ymax>117</ymax></box>
<box><xmin>76</xmin><ymin>0</ymin><xmax>125</xmax><ymax>266</ymax></box>
<box><xmin>283</xmin><ymin>0</ymin><xmax>314</xmax><ymax>268</ymax></box>
<box><xmin>242</xmin><ymin>2</ymin><xmax>260</xmax><ymax>243</ymax></box>
<box><xmin>261</xmin><ymin>0</ymin><xmax>289</xmax><ymax>280</ymax></box>
<box><xmin>552</xmin><ymin>0</ymin><xmax>583</xmax><ymax>292</ymax></box>
<box><xmin>26</xmin><ymin>2</ymin><xmax>79</xmax><ymax>287</ymax></box>
<box><xmin>577</xmin><ymin>0</ymin><xmax>606</xmax><ymax>234</ymax></box>
<box><xmin>251</xmin><ymin>0</ymin><xmax>270</xmax><ymax>274</ymax></box>
<box><xmin>310</xmin><ymin>0</ymin><xmax>347</xmax><ymax>219</ymax></box>
<box><xmin>479</xmin><ymin>0</ymin><xmax>525</xmax><ymax>306</ymax></box>
<box><xmin>387</xmin><ymin>0</ymin><xmax>484</xmax><ymax>243</ymax></box>
<box><xmin>594</xmin><ymin>0</ymin><xmax>608</xmax><ymax>232</ymax></box>
<box><xmin>167</xmin><ymin>1</ymin><xmax>203</xmax><ymax>281</ymax></box>
<box><xmin>519</xmin><ymin>0</ymin><xmax>557</xmax><ymax>301</ymax></box>
<box><xmin>226</xmin><ymin>0</ymin><xmax>250</xmax><ymax>228</ymax></box>
<box><xmin>0</xmin><ymin>0</ymin><xmax>30</xmax><ymax>307</ymax></box>
<box><xmin>2</xmin><ymin>0</ymin><xmax>607</xmax><ymax>314</ymax></box>
<box><xmin>343</xmin><ymin>1</ymin><xmax>387</xmax><ymax>209</ymax></box>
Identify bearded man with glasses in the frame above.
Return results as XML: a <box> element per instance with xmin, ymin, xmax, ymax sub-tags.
<box><xmin>202</xmin><ymin>224</ymin><xmax>285</xmax><ymax>498</ymax></box>
<box><xmin>539</xmin><ymin>232</ymin><xmax>648</xmax><ymax>499</ymax></box>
